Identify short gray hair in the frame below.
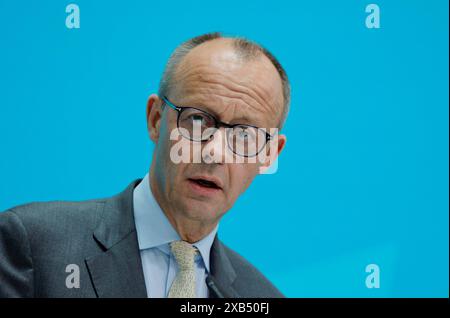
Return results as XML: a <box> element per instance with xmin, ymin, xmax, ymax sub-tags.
<box><xmin>158</xmin><ymin>32</ymin><xmax>291</xmax><ymax>129</ymax></box>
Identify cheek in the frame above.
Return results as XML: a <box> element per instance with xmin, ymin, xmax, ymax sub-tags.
<box><xmin>162</xmin><ymin>145</ymin><xmax>186</xmax><ymax>191</ymax></box>
<box><xmin>154</xmin><ymin>130</ymin><xmax>182</xmax><ymax>191</ymax></box>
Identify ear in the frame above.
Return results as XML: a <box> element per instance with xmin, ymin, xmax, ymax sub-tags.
<box><xmin>146</xmin><ymin>94</ymin><xmax>163</xmax><ymax>143</ymax></box>
<box><xmin>258</xmin><ymin>133</ymin><xmax>287</xmax><ymax>174</ymax></box>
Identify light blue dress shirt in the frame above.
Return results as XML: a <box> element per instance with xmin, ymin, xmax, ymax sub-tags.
<box><xmin>133</xmin><ymin>173</ymin><xmax>219</xmax><ymax>298</ymax></box>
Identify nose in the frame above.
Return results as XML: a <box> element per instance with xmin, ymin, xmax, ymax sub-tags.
<box><xmin>202</xmin><ymin>127</ymin><xmax>229</xmax><ymax>164</ymax></box>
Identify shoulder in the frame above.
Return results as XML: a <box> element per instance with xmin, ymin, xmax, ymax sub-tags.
<box><xmin>220</xmin><ymin>241</ymin><xmax>285</xmax><ymax>298</ymax></box>
<box><xmin>1</xmin><ymin>198</ymin><xmax>105</xmax><ymax>240</ymax></box>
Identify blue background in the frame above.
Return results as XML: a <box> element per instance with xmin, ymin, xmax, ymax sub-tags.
<box><xmin>0</xmin><ymin>0</ymin><xmax>448</xmax><ymax>297</ymax></box>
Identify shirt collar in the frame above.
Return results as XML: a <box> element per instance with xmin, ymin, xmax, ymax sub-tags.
<box><xmin>133</xmin><ymin>173</ymin><xmax>218</xmax><ymax>272</ymax></box>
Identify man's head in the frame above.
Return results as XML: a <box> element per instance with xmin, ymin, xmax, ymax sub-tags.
<box><xmin>146</xmin><ymin>33</ymin><xmax>290</xmax><ymax>240</ymax></box>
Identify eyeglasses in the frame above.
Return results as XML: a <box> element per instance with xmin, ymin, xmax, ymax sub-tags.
<box><xmin>162</xmin><ymin>96</ymin><xmax>273</xmax><ymax>157</ymax></box>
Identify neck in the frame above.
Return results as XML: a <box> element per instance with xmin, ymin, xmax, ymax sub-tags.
<box><xmin>164</xmin><ymin>213</ymin><xmax>216</xmax><ymax>243</ymax></box>
<box><xmin>148</xmin><ymin>169</ymin><xmax>217</xmax><ymax>243</ymax></box>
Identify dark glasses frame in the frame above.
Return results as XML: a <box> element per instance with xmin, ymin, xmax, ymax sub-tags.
<box><xmin>162</xmin><ymin>96</ymin><xmax>274</xmax><ymax>157</ymax></box>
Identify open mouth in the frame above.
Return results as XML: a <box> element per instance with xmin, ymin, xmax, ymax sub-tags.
<box><xmin>188</xmin><ymin>178</ymin><xmax>221</xmax><ymax>190</ymax></box>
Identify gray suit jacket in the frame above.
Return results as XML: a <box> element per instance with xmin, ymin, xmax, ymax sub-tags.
<box><xmin>0</xmin><ymin>179</ymin><xmax>283</xmax><ymax>298</ymax></box>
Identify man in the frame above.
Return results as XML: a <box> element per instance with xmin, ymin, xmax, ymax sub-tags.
<box><xmin>0</xmin><ymin>32</ymin><xmax>290</xmax><ymax>298</ymax></box>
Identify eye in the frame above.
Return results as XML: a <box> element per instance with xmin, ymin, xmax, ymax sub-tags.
<box><xmin>234</xmin><ymin>126</ymin><xmax>257</xmax><ymax>141</ymax></box>
<box><xmin>187</xmin><ymin>113</ymin><xmax>210</xmax><ymax>126</ymax></box>
<box><xmin>239</xmin><ymin>130</ymin><xmax>249</xmax><ymax>139</ymax></box>
<box><xmin>192</xmin><ymin>114</ymin><xmax>205</xmax><ymax>123</ymax></box>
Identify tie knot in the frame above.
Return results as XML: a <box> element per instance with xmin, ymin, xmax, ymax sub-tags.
<box><xmin>170</xmin><ymin>240</ymin><xmax>198</xmax><ymax>270</ymax></box>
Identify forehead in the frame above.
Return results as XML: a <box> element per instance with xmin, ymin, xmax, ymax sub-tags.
<box><xmin>172</xmin><ymin>39</ymin><xmax>284</xmax><ymax>128</ymax></box>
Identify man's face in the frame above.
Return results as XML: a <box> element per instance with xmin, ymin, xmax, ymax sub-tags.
<box><xmin>147</xmin><ymin>39</ymin><xmax>286</xmax><ymax>227</ymax></box>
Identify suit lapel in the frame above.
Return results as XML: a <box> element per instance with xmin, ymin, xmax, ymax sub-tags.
<box><xmin>84</xmin><ymin>179</ymin><xmax>240</xmax><ymax>298</ymax></box>
<box><xmin>208</xmin><ymin>235</ymin><xmax>240</xmax><ymax>298</ymax></box>
<box><xmin>85</xmin><ymin>180</ymin><xmax>147</xmax><ymax>298</ymax></box>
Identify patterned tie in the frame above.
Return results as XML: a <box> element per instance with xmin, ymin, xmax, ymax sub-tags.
<box><xmin>168</xmin><ymin>240</ymin><xmax>198</xmax><ymax>298</ymax></box>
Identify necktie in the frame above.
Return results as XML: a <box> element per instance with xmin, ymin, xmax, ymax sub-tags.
<box><xmin>168</xmin><ymin>240</ymin><xmax>198</xmax><ymax>298</ymax></box>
